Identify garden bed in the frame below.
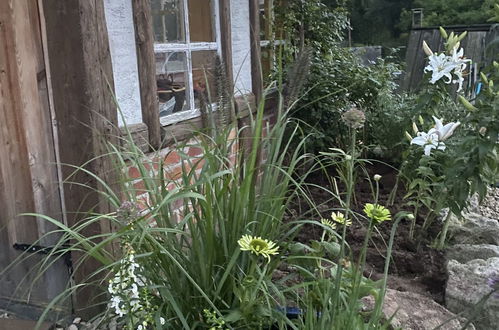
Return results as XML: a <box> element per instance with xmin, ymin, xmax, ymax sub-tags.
<box><xmin>290</xmin><ymin>162</ymin><xmax>447</xmax><ymax>303</ymax></box>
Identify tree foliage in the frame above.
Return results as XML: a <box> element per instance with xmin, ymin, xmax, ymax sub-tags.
<box><xmin>405</xmin><ymin>0</ymin><xmax>497</xmax><ymax>27</ymax></box>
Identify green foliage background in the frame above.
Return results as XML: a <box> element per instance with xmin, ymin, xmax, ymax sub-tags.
<box><xmin>326</xmin><ymin>0</ymin><xmax>498</xmax><ymax>47</ymax></box>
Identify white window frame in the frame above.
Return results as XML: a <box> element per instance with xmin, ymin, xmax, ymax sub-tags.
<box><xmin>153</xmin><ymin>0</ymin><xmax>222</xmax><ymax>126</ymax></box>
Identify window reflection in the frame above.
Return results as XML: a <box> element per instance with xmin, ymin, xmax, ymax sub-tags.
<box><xmin>155</xmin><ymin>52</ymin><xmax>189</xmax><ymax>116</ymax></box>
<box><xmin>151</xmin><ymin>0</ymin><xmax>185</xmax><ymax>43</ymax></box>
<box><xmin>192</xmin><ymin>51</ymin><xmax>218</xmax><ymax>108</ymax></box>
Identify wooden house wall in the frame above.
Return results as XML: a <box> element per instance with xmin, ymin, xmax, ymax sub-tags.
<box><xmin>0</xmin><ymin>0</ymin><xmax>69</xmax><ymax>319</ymax></box>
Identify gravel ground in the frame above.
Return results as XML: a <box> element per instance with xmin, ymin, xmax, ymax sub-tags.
<box><xmin>476</xmin><ymin>187</ymin><xmax>499</xmax><ymax>220</ymax></box>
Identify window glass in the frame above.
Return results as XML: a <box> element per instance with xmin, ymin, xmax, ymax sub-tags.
<box><xmin>188</xmin><ymin>0</ymin><xmax>215</xmax><ymax>42</ymax></box>
<box><xmin>151</xmin><ymin>0</ymin><xmax>186</xmax><ymax>43</ymax></box>
<box><xmin>156</xmin><ymin>52</ymin><xmax>190</xmax><ymax>116</ymax></box>
<box><xmin>151</xmin><ymin>0</ymin><xmax>220</xmax><ymax>118</ymax></box>
<box><xmin>191</xmin><ymin>51</ymin><xmax>218</xmax><ymax>108</ymax></box>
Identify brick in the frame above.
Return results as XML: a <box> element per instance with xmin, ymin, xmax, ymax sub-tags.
<box><xmin>133</xmin><ymin>180</ymin><xmax>147</xmax><ymax>194</ymax></box>
<box><xmin>128</xmin><ymin>166</ymin><xmax>141</xmax><ymax>180</ymax></box>
<box><xmin>164</xmin><ymin>150</ymin><xmax>180</xmax><ymax>166</ymax></box>
<box><xmin>164</xmin><ymin>164</ymin><xmax>184</xmax><ymax>181</ymax></box>
<box><xmin>187</xmin><ymin>146</ymin><xmax>203</xmax><ymax>157</ymax></box>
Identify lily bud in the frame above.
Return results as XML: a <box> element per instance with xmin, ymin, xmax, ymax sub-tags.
<box><xmin>480</xmin><ymin>72</ymin><xmax>488</xmax><ymax>84</ymax></box>
<box><xmin>458</xmin><ymin>95</ymin><xmax>477</xmax><ymax>111</ymax></box>
<box><xmin>412</xmin><ymin>122</ymin><xmax>419</xmax><ymax>134</ymax></box>
<box><xmin>405</xmin><ymin>131</ymin><xmax>413</xmax><ymax>142</ymax></box>
<box><xmin>490</xmin><ymin>80</ymin><xmax>494</xmax><ymax>88</ymax></box>
<box><xmin>418</xmin><ymin>115</ymin><xmax>424</xmax><ymax>125</ymax></box>
<box><xmin>374</xmin><ymin>174</ymin><xmax>382</xmax><ymax>182</ymax></box>
<box><xmin>422</xmin><ymin>40</ymin><xmax>433</xmax><ymax>56</ymax></box>
<box><xmin>439</xmin><ymin>26</ymin><xmax>448</xmax><ymax>39</ymax></box>
<box><xmin>458</xmin><ymin>31</ymin><xmax>467</xmax><ymax>41</ymax></box>
<box><xmin>345</xmin><ymin>155</ymin><xmax>352</xmax><ymax>161</ymax></box>
<box><xmin>479</xmin><ymin>127</ymin><xmax>487</xmax><ymax>136</ymax></box>
<box><xmin>407</xmin><ymin>214</ymin><xmax>415</xmax><ymax>220</ymax></box>
<box><xmin>493</xmin><ymin>61</ymin><xmax>499</xmax><ymax>69</ymax></box>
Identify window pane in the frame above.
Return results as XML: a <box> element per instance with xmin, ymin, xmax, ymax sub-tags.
<box><xmin>156</xmin><ymin>52</ymin><xmax>190</xmax><ymax>116</ymax></box>
<box><xmin>191</xmin><ymin>51</ymin><xmax>218</xmax><ymax>108</ymax></box>
<box><xmin>150</xmin><ymin>0</ymin><xmax>186</xmax><ymax>43</ymax></box>
<box><xmin>188</xmin><ymin>0</ymin><xmax>215</xmax><ymax>42</ymax></box>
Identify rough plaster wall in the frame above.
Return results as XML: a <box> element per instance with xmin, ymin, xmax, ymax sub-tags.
<box><xmin>104</xmin><ymin>0</ymin><xmax>143</xmax><ymax>125</ymax></box>
<box><xmin>230</xmin><ymin>0</ymin><xmax>253</xmax><ymax>95</ymax></box>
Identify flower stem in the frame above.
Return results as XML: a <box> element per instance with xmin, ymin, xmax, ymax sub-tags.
<box><xmin>437</xmin><ymin>211</ymin><xmax>453</xmax><ymax>249</ymax></box>
<box><xmin>332</xmin><ymin>129</ymin><xmax>356</xmax><ymax>320</ymax></box>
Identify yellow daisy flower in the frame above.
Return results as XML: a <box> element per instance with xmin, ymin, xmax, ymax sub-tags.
<box><xmin>331</xmin><ymin>212</ymin><xmax>352</xmax><ymax>226</ymax></box>
<box><xmin>321</xmin><ymin>218</ymin><xmax>337</xmax><ymax>230</ymax></box>
<box><xmin>363</xmin><ymin>203</ymin><xmax>391</xmax><ymax>223</ymax></box>
<box><xmin>238</xmin><ymin>235</ymin><xmax>279</xmax><ymax>262</ymax></box>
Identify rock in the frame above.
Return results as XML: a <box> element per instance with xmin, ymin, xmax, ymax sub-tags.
<box><xmin>448</xmin><ymin>212</ymin><xmax>499</xmax><ymax>245</ymax></box>
<box><xmin>446</xmin><ymin>258</ymin><xmax>499</xmax><ymax>330</ymax></box>
<box><xmin>362</xmin><ymin>288</ymin><xmax>474</xmax><ymax>330</ymax></box>
<box><xmin>446</xmin><ymin>244</ymin><xmax>499</xmax><ymax>263</ymax></box>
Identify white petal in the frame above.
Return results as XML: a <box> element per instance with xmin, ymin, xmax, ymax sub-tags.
<box><xmin>424</xmin><ymin>144</ymin><xmax>434</xmax><ymax>156</ymax></box>
<box><xmin>411</xmin><ymin>135</ymin><xmax>427</xmax><ymax>146</ymax></box>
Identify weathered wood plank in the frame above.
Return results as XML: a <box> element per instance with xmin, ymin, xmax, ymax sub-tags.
<box><xmin>0</xmin><ymin>1</ymin><xmax>40</xmax><ymax>306</ymax></box>
<box><xmin>43</xmin><ymin>0</ymin><xmax>119</xmax><ymax>317</ymax></box>
<box><xmin>219</xmin><ymin>0</ymin><xmax>234</xmax><ymax>93</ymax></box>
<box><xmin>0</xmin><ymin>0</ymin><xmax>68</xmax><ymax>318</ymax></box>
<box><xmin>249</xmin><ymin>0</ymin><xmax>263</xmax><ymax>104</ymax></box>
<box><xmin>132</xmin><ymin>0</ymin><xmax>161</xmax><ymax>149</ymax></box>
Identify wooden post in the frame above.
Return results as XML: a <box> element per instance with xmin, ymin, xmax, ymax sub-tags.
<box><xmin>219</xmin><ymin>0</ymin><xmax>234</xmax><ymax>94</ymax></box>
<box><xmin>132</xmin><ymin>0</ymin><xmax>161</xmax><ymax>149</ymax></box>
<box><xmin>43</xmin><ymin>0</ymin><xmax>119</xmax><ymax>317</ymax></box>
<box><xmin>249</xmin><ymin>0</ymin><xmax>263</xmax><ymax>104</ymax></box>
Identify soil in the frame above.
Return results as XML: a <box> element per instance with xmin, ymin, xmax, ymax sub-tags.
<box><xmin>289</xmin><ymin>161</ymin><xmax>448</xmax><ymax>304</ymax></box>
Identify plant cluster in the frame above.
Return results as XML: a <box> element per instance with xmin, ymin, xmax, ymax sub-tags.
<box><xmin>4</xmin><ymin>77</ymin><xmax>417</xmax><ymax>329</ymax></box>
<box><xmin>401</xmin><ymin>25</ymin><xmax>499</xmax><ymax>246</ymax></box>
<box><xmin>278</xmin><ymin>0</ymin><xmax>415</xmax><ymax>160</ymax></box>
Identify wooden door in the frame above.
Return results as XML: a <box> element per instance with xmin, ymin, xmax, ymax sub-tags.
<box><xmin>0</xmin><ymin>0</ymin><xmax>70</xmax><ymax>319</ymax></box>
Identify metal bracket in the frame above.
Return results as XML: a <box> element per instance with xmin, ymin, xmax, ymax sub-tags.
<box><xmin>13</xmin><ymin>243</ymin><xmax>73</xmax><ymax>270</ymax></box>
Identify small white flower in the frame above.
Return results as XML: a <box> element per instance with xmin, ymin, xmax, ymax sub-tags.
<box><xmin>160</xmin><ymin>317</ymin><xmax>166</xmax><ymax>325</ymax></box>
<box><xmin>411</xmin><ymin>131</ymin><xmax>446</xmax><ymax>156</ymax></box>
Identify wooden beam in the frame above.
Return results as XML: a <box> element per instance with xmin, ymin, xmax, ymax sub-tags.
<box><xmin>218</xmin><ymin>0</ymin><xmax>234</xmax><ymax>94</ymax></box>
<box><xmin>43</xmin><ymin>0</ymin><xmax>118</xmax><ymax>317</ymax></box>
<box><xmin>132</xmin><ymin>0</ymin><xmax>161</xmax><ymax>149</ymax></box>
<box><xmin>249</xmin><ymin>0</ymin><xmax>263</xmax><ymax>104</ymax></box>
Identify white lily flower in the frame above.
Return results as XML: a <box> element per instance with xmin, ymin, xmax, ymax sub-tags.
<box><xmin>411</xmin><ymin>131</ymin><xmax>446</xmax><ymax>156</ymax></box>
<box><xmin>424</xmin><ymin>53</ymin><xmax>455</xmax><ymax>85</ymax></box>
<box><xmin>449</xmin><ymin>47</ymin><xmax>471</xmax><ymax>92</ymax></box>
<box><xmin>432</xmin><ymin>116</ymin><xmax>460</xmax><ymax>141</ymax></box>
